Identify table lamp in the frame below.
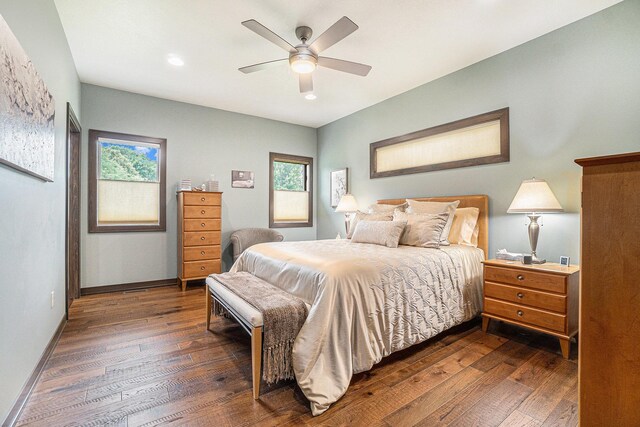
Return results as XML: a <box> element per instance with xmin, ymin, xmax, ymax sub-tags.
<box><xmin>335</xmin><ymin>194</ymin><xmax>358</xmax><ymax>236</ymax></box>
<box><xmin>507</xmin><ymin>178</ymin><xmax>563</xmax><ymax>264</ymax></box>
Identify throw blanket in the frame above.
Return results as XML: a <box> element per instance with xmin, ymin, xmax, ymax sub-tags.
<box><xmin>211</xmin><ymin>272</ymin><xmax>309</xmax><ymax>384</ymax></box>
<box><xmin>231</xmin><ymin>239</ymin><xmax>484</xmax><ymax>415</ymax></box>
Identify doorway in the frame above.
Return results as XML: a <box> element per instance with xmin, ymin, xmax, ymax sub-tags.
<box><xmin>66</xmin><ymin>103</ymin><xmax>81</xmax><ymax>317</ymax></box>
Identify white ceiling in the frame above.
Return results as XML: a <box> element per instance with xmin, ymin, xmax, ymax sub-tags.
<box><xmin>54</xmin><ymin>0</ymin><xmax>621</xmax><ymax>128</ymax></box>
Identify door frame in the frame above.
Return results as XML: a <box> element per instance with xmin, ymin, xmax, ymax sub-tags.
<box><xmin>65</xmin><ymin>103</ymin><xmax>81</xmax><ymax>319</ymax></box>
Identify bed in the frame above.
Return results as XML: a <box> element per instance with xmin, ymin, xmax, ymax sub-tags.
<box><xmin>229</xmin><ymin>195</ymin><xmax>488</xmax><ymax>415</ymax></box>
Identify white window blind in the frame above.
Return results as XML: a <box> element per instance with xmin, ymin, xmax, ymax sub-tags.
<box><xmin>273</xmin><ymin>190</ymin><xmax>309</xmax><ymax>223</ymax></box>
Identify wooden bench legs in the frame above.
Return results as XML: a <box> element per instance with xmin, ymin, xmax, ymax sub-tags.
<box><xmin>251</xmin><ymin>326</ymin><xmax>263</xmax><ymax>399</ymax></box>
<box><xmin>206</xmin><ymin>288</ymin><xmax>262</xmax><ymax>399</ymax></box>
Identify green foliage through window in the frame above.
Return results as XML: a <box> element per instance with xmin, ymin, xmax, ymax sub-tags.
<box><xmin>99</xmin><ymin>141</ymin><xmax>159</xmax><ymax>182</ymax></box>
<box><xmin>273</xmin><ymin>161</ymin><xmax>306</xmax><ymax>191</ymax></box>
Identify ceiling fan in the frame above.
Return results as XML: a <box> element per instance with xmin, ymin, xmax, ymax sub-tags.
<box><xmin>239</xmin><ymin>16</ymin><xmax>372</xmax><ymax>97</ymax></box>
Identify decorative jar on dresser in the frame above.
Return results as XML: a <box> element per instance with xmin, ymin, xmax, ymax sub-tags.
<box><xmin>481</xmin><ymin>259</ymin><xmax>579</xmax><ymax>359</ymax></box>
<box><xmin>177</xmin><ymin>191</ymin><xmax>222</xmax><ymax>291</ymax></box>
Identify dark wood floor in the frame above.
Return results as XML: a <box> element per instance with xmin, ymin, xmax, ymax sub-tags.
<box><xmin>17</xmin><ymin>285</ymin><xmax>578</xmax><ymax>426</ymax></box>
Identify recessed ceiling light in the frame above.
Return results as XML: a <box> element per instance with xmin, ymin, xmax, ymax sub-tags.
<box><xmin>167</xmin><ymin>55</ymin><xmax>184</xmax><ymax>67</ymax></box>
<box><xmin>304</xmin><ymin>93</ymin><xmax>317</xmax><ymax>100</ymax></box>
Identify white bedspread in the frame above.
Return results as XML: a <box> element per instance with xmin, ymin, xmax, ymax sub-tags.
<box><xmin>230</xmin><ymin>239</ymin><xmax>484</xmax><ymax>415</ymax></box>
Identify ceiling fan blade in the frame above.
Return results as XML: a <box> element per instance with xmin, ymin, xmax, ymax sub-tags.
<box><xmin>299</xmin><ymin>73</ymin><xmax>313</xmax><ymax>94</ymax></box>
<box><xmin>317</xmin><ymin>57</ymin><xmax>371</xmax><ymax>76</ymax></box>
<box><xmin>239</xmin><ymin>58</ymin><xmax>288</xmax><ymax>74</ymax></box>
<box><xmin>309</xmin><ymin>16</ymin><xmax>358</xmax><ymax>53</ymax></box>
<box><xmin>242</xmin><ymin>19</ymin><xmax>295</xmax><ymax>53</ymax></box>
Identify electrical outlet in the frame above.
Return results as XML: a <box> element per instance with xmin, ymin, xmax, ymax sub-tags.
<box><xmin>51</xmin><ymin>291</ymin><xmax>54</xmax><ymax>308</ymax></box>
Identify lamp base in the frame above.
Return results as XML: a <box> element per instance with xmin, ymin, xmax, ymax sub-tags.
<box><xmin>531</xmin><ymin>255</ymin><xmax>546</xmax><ymax>264</ymax></box>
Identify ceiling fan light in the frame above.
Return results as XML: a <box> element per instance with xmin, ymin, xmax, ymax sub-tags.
<box><xmin>289</xmin><ymin>53</ymin><xmax>316</xmax><ymax>74</ymax></box>
<box><xmin>304</xmin><ymin>93</ymin><xmax>317</xmax><ymax>100</ymax></box>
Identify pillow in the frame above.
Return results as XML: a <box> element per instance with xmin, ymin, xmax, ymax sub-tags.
<box><xmin>406</xmin><ymin>199</ymin><xmax>460</xmax><ymax>245</ymax></box>
<box><xmin>348</xmin><ymin>211</ymin><xmax>393</xmax><ymax>239</ymax></box>
<box><xmin>367</xmin><ymin>202</ymin><xmax>407</xmax><ymax>214</ymax></box>
<box><xmin>393</xmin><ymin>211</ymin><xmax>449</xmax><ymax>248</ymax></box>
<box><xmin>448</xmin><ymin>207</ymin><xmax>480</xmax><ymax>246</ymax></box>
<box><xmin>350</xmin><ymin>220</ymin><xmax>406</xmax><ymax>248</ymax></box>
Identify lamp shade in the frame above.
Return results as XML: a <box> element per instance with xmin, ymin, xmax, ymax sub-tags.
<box><xmin>507</xmin><ymin>178</ymin><xmax>564</xmax><ymax>213</ymax></box>
<box><xmin>335</xmin><ymin>194</ymin><xmax>358</xmax><ymax>213</ymax></box>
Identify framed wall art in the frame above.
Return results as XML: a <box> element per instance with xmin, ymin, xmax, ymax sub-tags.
<box><xmin>330</xmin><ymin>168</ymin><xmax>348</xmax><ymax>208</ymax></box>
<box><xmin>0</xmin><ymin>14</ymin><xmax>56</xmax><ymax>181</ymax></box>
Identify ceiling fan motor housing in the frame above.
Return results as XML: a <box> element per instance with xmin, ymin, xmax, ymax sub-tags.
<box><xmin>289</xmin><ymin>45</ymin><xmax>317</xmax><ymax>73</ymax></box>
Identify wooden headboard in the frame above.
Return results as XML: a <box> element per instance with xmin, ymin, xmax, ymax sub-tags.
<box><xmin>377</xmin><ymin>194</ymin><xmax>489</xmax><ymax>258</ymax></box>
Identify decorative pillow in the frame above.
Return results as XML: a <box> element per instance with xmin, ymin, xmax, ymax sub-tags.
<box><xmin>448</xmin><ymin>207</ymin><xmax>480</xmax><ymax>246</ymax></box>
<box><xmin>350</xmin><ymin>220</ymin><xmax>406</xmax><ymax>248</ymax></box>
<box><xmin>348</xmin><ymin>211</ymin><xmax>393</xmax><ymax>239</ymax></box>
<box><xmin>406</xmin><ymin>199</ymin><xmax>460</xmax><ymax>245</ymax></box>
<box><xmin>393</xmin><ymin>211</ymin><xmax>449</xmax><ymax>248</ymax></box>
<box><xmin>367</xmin><ymin>202</ymin><xmax>407</xmax><ymax>214</ymax></box>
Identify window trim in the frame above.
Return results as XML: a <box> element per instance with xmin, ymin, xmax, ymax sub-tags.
<box><xmin>88</xmin><ymin>129</ymin><xmax>167</xmax><ymax>233</ymax></box>
<box><xmin>269</xmin><ymin>152</ymin><xmax>313</xmax><ymax>228</ymax></box>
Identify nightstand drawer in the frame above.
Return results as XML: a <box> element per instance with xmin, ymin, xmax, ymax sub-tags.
<box><xmin>485</xmin><ymin>297</ymin><xmax>566</xmax><ymax>333</ymax></box>
<box><xmin>182</xmin><ymin>260</ymin><xmax>220</xmax><ymax>278</ymax></box>
<box><xmin>485</xmin><ymin>281</ymin><xmax>566</xmax><ymax>313</ymax></box>
<box><xmin>485</xmin><ymin>266</ymin><xmax>566</xmax><ymax>294</ymax></box>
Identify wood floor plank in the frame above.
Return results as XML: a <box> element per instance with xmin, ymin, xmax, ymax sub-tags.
<box><xmin>499</xmin><ymin>410</ymin><xmax>541</xmax><ymax>427</ymax></box>
<box><xmin>16</xmin><ymin>286</ymin><xmax>577</xmax><ymax>426</ymax></box>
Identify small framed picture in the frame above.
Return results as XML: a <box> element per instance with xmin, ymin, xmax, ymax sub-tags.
<box><xmin>559</xmin><ymin>256</ymin><xmax>570</xmax><ymax>267</ymax></box>
<box><xmin>231</xmin><ymin>170</ymin><xmax>254</xmax><ymax>189</ymax></box>
<box><xmin>330</xmin><ymin>168</ymin><xmax>348</xmax><ymax>208</ymax></box>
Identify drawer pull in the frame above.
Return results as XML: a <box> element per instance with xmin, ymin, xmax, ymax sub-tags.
<box><xmin>200</xmin><ymin>266</ymin><xmax>205</xmax><ymax>270</ymax></box>
<box><xmin>201</xmin><ymin>251</ymin><xmax>206</xmax><ymax>255</ymax></box>
<box><xmin>201</xmin><ymin>223</ymin><xmax>206</xmax><ymax>227</ymax></box>
<box><xmin>517</xmin><ymin>274</ymin><xmax>525</xmax><ymax>281</ymax></box>
<box><xmin>517</xmin><ymin>292</ymin><xmax>524</xmax><ymax>299</ymax></box>
<box><xmin>201</xmin><ymin>210</ymin><xmax>205</xmax><ymax>214</ymax></box>
<box><xmin>200</xmin><ymin>236</ymin><xmax>205</xmax><ymax>241</ymax></box>
<box><xmin>517</xmin><ymin>310</ymin><xmax>524</xmax><ymax>317</ymax></box>
<box><xmin>201</xmin><ymin>197</ymin><xmax>206</xmax><ymax>202</ymax></box>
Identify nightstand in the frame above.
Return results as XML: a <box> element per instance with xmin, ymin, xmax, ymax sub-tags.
<box><xmin>481</xmin><ymin>259</ymin><xmax>580</xmax><ymax>359</ymax></box>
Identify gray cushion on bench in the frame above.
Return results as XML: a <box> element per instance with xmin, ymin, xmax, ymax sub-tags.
<box><xmin>208</xmin><ymin>278</ymin><xmax>263</xmax><ymax>327</ymax></box>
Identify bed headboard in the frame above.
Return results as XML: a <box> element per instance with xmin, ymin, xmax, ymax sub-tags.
<box><xmin>377</xmin><ymin>194</ymin><xmax>489</xmax><ymax>258</ymax></box>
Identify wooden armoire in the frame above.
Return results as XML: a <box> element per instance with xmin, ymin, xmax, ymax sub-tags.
<box><xmin>177</xmin><ymin>191</ymin><xmax>222</xmax><ymax>291</ymax></box>
<box><xmin>575</xmin><ymin>152</ymin><xmax>640</xmax><ymax>426</ymax></box>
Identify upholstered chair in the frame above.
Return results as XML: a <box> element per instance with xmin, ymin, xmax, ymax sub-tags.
<box><xmin>230</xmin><ymin>228</ymin><xmax>284</xmax><ymax>262</ymax></box>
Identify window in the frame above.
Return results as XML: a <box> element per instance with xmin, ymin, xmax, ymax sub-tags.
<box><xmin>269</xmin><ymin>152</ymin><xmax>313</xmax><ymax>228</ymax></box>
<box><xmin>88</xmin><ymin>130</ymin><xmax>166</xmax><ymax>232</ymax></box>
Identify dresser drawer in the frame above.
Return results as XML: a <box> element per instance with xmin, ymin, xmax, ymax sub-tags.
<box><xmin>485</xmin><ymin>281</ymin><xmax>566</xmax><ymax>313</ymax></box>
<box><xmin>183</xmin><ymin>231</ymin><xmax>220</xmax><ymax>247</ymax></box>
<box><xmin>184</xmin><ymin>206</ymin><xmax>220</xmax><ymax>219</ymax></box>
<box><xmin>182</xmin><ymin>260</ymin><xmax>220</xmax><ymax>278</ymax></box>
<box><xmin>183</xmin><ymin>192</ymin><xmax>221</xmax><ymax>206</ymax></box>
<box><xmin>183</xmin><ymin>245</ymin><xmax>220</xmax><ymax>262</ymax></box>
<box><xmin>184</xmin><ymin>219</ymin><xmax>221</xmax><ymax>232</ymax></box>
<box><xmin>484</xmin><ymin>297</ymin><xmax>566</xmax><ymax>333</ymax></box>
<box><xmin>484</xmin><ymin>266</ymin><xmax>566</xmax><ymax>294</ymax></box>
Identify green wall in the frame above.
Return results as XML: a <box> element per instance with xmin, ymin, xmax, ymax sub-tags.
<box><xmin>80</xmin><ymin>84</ymin><xmax>317</xmax><ymax>287</ymax></box>
<box><xmin>0</xmin><ymin>1</ymin><xmax>81</xmax><ymax>422</ymax></box>
<box><xmin>317</xmin><ymin>0</ymin><xmax>640</xmax><ymax>263</ymax></box>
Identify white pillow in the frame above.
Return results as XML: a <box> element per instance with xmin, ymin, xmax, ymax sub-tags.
<box><xmin>393</xmin><ymin>211</ymin><xmax>449</xmax><ymax>248</ymax></box>
<box><xmin>448</xmin><ymin>207</ymin><xmax>480</xmax><ymax>246</ymax></box>
<box><xmin>350</xmin><ymin>220</ymin><xmax>406</xmax><ymax>248</ymax></box>
<box><xmin>348</xmin><ymin>211</ymin><xmax>393</xmax><ymax>239</ymax></box>
<box><xmin>367</xmin><ymin>202</ymin><xmax>407</xmax><ymax>214</ymax></box>
<box><xmin>406</xmin><ymin>199</ymin><xmax>460</xmax><ymax>245</ymax></box>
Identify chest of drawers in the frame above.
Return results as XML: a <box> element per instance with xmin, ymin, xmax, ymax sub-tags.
<box><xmin>177</xmin><ymin>191</ymin><xmax>222</xmax><ymax>291</ymax></box>
<box><xmin>481</xmin><ymin>259</ymin><xmax>579</xmax><ymax>359</ymax></box>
